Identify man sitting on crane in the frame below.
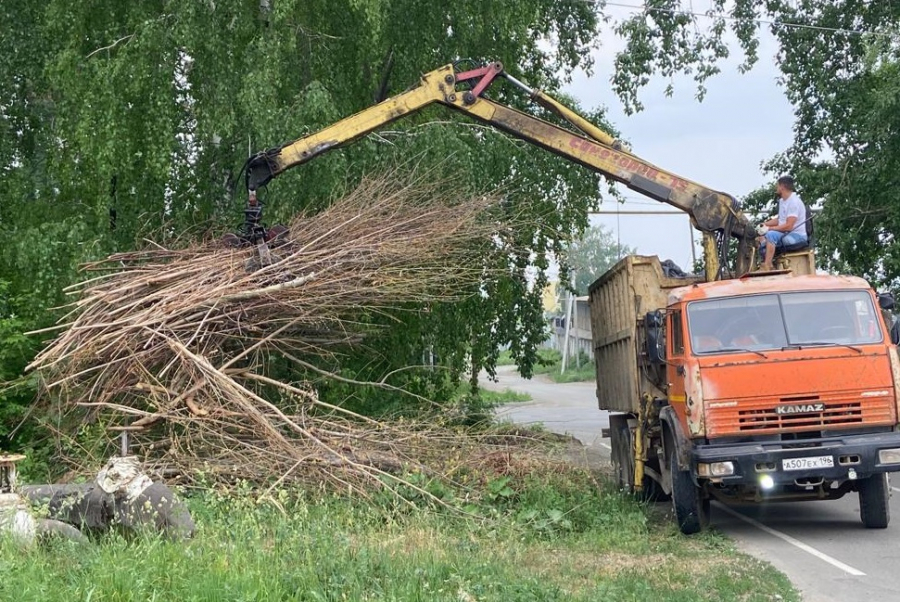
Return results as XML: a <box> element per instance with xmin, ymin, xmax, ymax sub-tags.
<box><xmin>756</xmin><ymin>175</ymin><xmax>807</xmax><ymax>271</ymax></box>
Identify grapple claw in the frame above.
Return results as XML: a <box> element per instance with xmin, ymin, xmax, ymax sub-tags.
<box><xmin>221</xmin><ymin>232</ymin><xmax>245</xmax><ymax>248</ymax></box>
<box><xmin>265</xmin><ymin>224</ymin><xmax>289</xmax><ymax>244</ymax></box>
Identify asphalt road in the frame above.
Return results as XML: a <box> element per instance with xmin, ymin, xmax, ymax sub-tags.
<box><xmin>481</xmin><ymin>364</ymin><xmax>900</xmax><ymax>602</ymax></box>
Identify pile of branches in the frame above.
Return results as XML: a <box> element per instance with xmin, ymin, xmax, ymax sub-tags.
<box><xmin>27</xmin><ymin>171</ymin><xmax>522</xmax><ymax>496</ymax></box>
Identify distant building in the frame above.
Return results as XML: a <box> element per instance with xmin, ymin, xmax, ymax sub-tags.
<box><xmin>542</xmin><ymin>274</ymin><xmax>593</xmax><ymax>361</ymax></box>
<box><xmin>541</xmin><ymin>279</ymin><xmax>560</xmax><ymax>314</ymax></box>
<box><xmin>550</xmin><ymin>296</ymin><xmax>592</xmax><ymax>360</ymax></box>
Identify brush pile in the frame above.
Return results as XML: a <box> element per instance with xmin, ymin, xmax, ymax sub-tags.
<box><xmin>27</xmin><ymin>172</ymin><xmax>517</xmax><ymax>494</ymax></box>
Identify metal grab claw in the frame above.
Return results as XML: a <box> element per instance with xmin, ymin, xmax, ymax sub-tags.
<box><xmin>221</xmin><ymin>189</ymin><xmax>290</xmax><ymax>272</ymax></box>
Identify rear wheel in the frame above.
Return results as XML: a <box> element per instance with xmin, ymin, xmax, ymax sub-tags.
<box><xmin>610</xmin><ymin>419</ymin><xmax>633</xmax><ymax>491</ymax></box>
<box><xmin>669</xmin><ymin>446</ymin><xmax>708</xmax><ymax>535</ymax></box>
<box><xmin>859</xmin><ymin>473</ymin><xmax>890</xmax><ymax>529</ymax></box>
<box><xmin>610</xmin><ymin>420</ymin><xmax>668</xmax><ymax>501</ymax></box>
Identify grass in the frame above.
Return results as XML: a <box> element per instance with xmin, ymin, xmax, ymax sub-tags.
<box><xmin>497</xmin><ymin>348</ymin><xmax>595</xmax><ymax>383</ymax></box>
<box><xmin>532</xmin><ymin>349</ymin><xmax>595</xmax><ymax>383</ymax></box>
<box><xmin>445</xmin><ymin>384</ymin><xmax>532</xmax><ymax>426</ymax></box>
<box><xmin>0</xmin><ymin>460</ymin><xmax>799</xmax><ymax>602</ymax></box>
<box><xmin>479</xmin><ymin>387</ymin><xmax>531</xmax><ymax>404</ymax></box>
<box><xmin>496</xmin><ymin>349</ymin><xmax>517</xmax><ymax>366</ymax></box>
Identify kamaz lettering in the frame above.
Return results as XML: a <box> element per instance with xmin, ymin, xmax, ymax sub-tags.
<box><xmin>775</xmin><ymin>403</ymin><xmax>826</xmax><ymax>415</ymax></box>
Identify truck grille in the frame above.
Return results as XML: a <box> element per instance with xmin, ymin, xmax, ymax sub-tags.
<box><xmin>738</xmin><ymin>402</ymin><xmax>862</xmax><ymax>431</ymax></box>
<box><xmin>705</xmin><ymin>391</ymin><xmax>896</xmax><ymax>437</ymax></box>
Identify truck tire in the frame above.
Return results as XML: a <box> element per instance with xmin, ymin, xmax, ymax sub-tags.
<box><xmin>610</xmin><ymin>419</ymin><xmax>632</xmax><ymax>491</ymax></box>
<box><xmin>859</xmin><ymin>473</ymin><xmax>890</xmax><ymax>529</ymax></box>
<box><xmin>611</xmin><ymin>421</ymin><xmax>667</xmax><ymax>501</ymax></box>
<box><xmin>640</xmin><ymin>459</ymin><xmax>671</xmax><ymax>503</ymax></box>
<box><xmin>670</xmin><ymin>447</ymin><xmax>708</xmax><ymax>535</ymax></box>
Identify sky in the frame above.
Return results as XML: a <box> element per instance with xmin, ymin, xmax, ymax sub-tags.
<box><xmin>560</xmin><ymin>4</ymin><xmax>797</xmax><ymax>272</ymax></box>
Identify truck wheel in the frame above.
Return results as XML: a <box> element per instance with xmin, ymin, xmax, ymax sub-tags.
<box><xmin>610</xmin><ymin>419</ymin><xmax>632</xmax><ymax>491</ymax></box>
<box><xmin>610</xmin><ymin>421</ymin><xmax>668</xmax><ymax>501</ymax></box>
<box><xmin>670</xmin><ymin>448</ymin><xmax>708</xmax><ymax>535</ymax></box>
<box><xmin>640</xmin><ymin>459</ymin><xmax>671</xmax><ymax>503</ymax></box>
<box><xmin>859</xmin><ymin>473</ymin><xmax>890</xmax><ymax>529</ymax></box>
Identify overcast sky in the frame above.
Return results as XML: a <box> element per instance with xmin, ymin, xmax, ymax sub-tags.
<box><xmin>561</xmin><ymin>7</ymin><xmax>796</xmax><ymax>272</ymax></box>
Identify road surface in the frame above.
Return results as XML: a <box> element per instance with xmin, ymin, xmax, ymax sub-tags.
<box><xmin>482</xmin><ymin>364</ymin><xmax>900</xmax><ymax>602</ymax></box>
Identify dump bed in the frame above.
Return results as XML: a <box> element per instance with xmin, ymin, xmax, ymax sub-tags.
<box><xmin>587</xmin><ymin>255</ymin><xmax>703</xmax><ymax>413</ymax></box>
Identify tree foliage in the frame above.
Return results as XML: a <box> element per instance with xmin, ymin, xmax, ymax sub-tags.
<box><xmin>565</xmin><ymin>224</ymin><xmax>635</xmax><ymax>294</ymax></box>
<box><xmin>0</xmin><ymin>0</ymin><xmax>616</xmax><ymax>446</ymax></box>
<box><xmin>10</xmin><ymin>0</ymin><xmax>899</xmax><ymax>458</ymax></box>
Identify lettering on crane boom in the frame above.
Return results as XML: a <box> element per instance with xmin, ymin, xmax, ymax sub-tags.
<box><xmin>568</xmin><ymin>137</ymin><xmax>689</xmax><ymax>192</ymax></box>
<box><xmin>775</xmin><ymin>403</ymin><xmax>825</xmax><ymax>415</ymax></box>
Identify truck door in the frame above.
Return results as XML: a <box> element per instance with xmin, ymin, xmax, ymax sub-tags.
<box><xmin>666</xmin><ymin>308</ymin><xmax>691</xmax><ymax>434</ymax></box>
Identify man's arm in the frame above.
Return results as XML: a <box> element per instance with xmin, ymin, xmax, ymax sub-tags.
<box><xmin>771</xmin><ymin>216</ymin><xmax>797</xmax><ymax>232</ymax></box>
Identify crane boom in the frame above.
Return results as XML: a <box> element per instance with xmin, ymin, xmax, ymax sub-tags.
<box><xmin>243</xmin><ymin>61</ymin><xmax>755</xmax><ymax>280</ymax></box>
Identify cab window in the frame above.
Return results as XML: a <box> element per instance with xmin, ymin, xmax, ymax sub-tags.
<box><xmin>669</xmin><ymin>310</ymin><xmax>684</xmax><ymax>356</ymax></box>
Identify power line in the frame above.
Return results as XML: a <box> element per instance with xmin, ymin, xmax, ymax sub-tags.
<box><xmin>599</xmin><ymin>195</ymin><xmax>691</xmax><ymax>206</ymax></box>
<box><xmin>590</xmin><ymin>210</ymin><xmax>684</xmax><ymax>214</ymax></box>
<box><xmin>592</xmin><ymin>1</ymin><xmax>899</xmax><ymax>40</ymax></box>
<box><xmin>611</xmin><ymin>196</ymin><xmax>676</xmax><ymax>205</ymax></box>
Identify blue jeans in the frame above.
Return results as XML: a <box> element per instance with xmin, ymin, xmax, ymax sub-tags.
<box><xmin>759</xmin><ymin>230</ymin><xmax>806</xmax><ymax>256</ymax></box>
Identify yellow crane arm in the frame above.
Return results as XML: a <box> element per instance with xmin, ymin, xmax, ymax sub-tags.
<box><xmin>245</xmin><ymin>64</ymin><xmax>459</xmax><ymax>190</ymax></box>
<box><xmin>244</xmin><ymin>62</ymin><xmax>754</xmax><ymax>279</ymax></box>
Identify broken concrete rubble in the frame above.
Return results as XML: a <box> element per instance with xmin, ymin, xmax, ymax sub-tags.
<box><xmin>21</xmin><ymin>456</ymin><xmax>195</xmax><ymax>540</ymax></box>
<box><xmin>1</xmin><ymin>454</ymin><xmax>194</xmax><ymax>543</ymax></box>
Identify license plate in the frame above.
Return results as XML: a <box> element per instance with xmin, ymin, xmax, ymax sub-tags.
<box><xmin>782</xmin><ymin>455</ymin><xmax>834</xmax><ymax>471</ymax></box>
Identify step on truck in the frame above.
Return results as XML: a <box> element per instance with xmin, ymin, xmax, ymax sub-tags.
<box><xmin>592</xmin><ymin>255</ymin><xmax>900</xmax><ymax>534</ymax></box>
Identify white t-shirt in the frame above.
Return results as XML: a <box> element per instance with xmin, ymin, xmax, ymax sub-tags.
<box><xmin>778</xmin><ymin>193</ymin><xmax>806</xmax><ymax>238</ymax></box>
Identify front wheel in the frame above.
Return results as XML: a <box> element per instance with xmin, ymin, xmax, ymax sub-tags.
<box><xmin>670</xmin><ymin>448</ymin><xmax>709</xmax><ymax>535</ymax></box>
<box><xmin>859</xmin><ymin>473</ymin><xmax>890</xmax><ymax>529</ymax></box>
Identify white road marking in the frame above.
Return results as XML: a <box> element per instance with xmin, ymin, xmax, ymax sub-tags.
<box><xmin>715</xmin><ymin>503</ymin><xmax>866</xmax><ymax>577</ymax></box>
<box><xmin>598</xmin><ymin>442</ymin><xmax>611</xmax><ymax>450</ymax></box>
<box><xmin>891</xmin><ymin>487</ymin><xmax>900</xmax><ymax>494</ymax></box>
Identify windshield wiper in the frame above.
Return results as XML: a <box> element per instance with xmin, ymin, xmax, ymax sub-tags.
<box><xmin>714</xmin><ymin>347</ymin><xmax>769</xmax><ymax>359</ymax></box>
<box><xmin>785</xmin><ymin>341</ymin><xmax>863</xmax><ymax>354</ymax></box>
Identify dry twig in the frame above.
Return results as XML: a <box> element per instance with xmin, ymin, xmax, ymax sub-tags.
<box><xmin>27</xmin><ymin>171</ymin><xmax>523</xmax><ymax>494</ymax></box>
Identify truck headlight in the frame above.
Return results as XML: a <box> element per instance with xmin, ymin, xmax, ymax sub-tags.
<box><xmin>698</xmin><ymin>461</ymin><xmax>735</xmax><ymax>477</ymax></box>
<box><xmin>878</xmin><ymin>448</ymin><xmax>900</xmax><ymax>465</ymax></box>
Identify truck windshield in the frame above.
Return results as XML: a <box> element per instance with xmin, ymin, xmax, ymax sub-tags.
<box><xmin>686</xmin><ymin>290</ymin><xmax>883</xmax><ymax>355</ymax></box>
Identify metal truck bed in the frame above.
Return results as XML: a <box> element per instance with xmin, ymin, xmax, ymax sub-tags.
<box><xmin>587</xmin><ymin>255</ymin><xmax>702</xmax><ymax>413</ymax></box>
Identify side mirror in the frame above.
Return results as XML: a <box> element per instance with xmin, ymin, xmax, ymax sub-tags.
<box><xmin>644</xmin><ymin>310</ymin><xmax>666</xmax><ymax>364</ymax></box>
<box><xmin>891</xmin><ymin>319</ymin><xmax>900</xmax><ymax>346</ymax></box>
<box><xmin>878</xmin><ymin>292</ymin><xmax>895</xmax><ymax>311</ymax></box>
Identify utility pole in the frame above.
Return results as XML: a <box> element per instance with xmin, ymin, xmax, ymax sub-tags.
<box><xmin>561</xmin><ymin>269</ymin><xmax>575</xmax><ymax>374</ymax></box>
<box><xmin>574</xmin><ymin>296</ymin><xmax>581</xmax><ymax>368</ymax></box>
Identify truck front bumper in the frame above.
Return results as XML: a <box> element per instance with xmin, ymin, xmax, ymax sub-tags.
<box><xmin>691</xmin><ymin>431</ymin><xmax>900</xmax><ymax>486</ymax></box>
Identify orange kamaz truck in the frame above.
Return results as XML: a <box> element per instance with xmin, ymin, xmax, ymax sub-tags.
<box><xmin>594</xmin><ymin>256</ymin><xmax>900</xmax><ymax>534</ymax></box>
